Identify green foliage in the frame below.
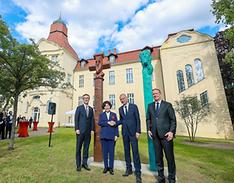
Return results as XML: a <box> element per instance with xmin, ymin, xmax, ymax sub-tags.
<box><xmin>175</xmin><ymin>95</ymin><xmax>210</xmax><ymax>142</ymax></box>
<box><xmin>212</xmin><ymin>0</ymin><xmax>234</xmax><ymax>70</ymax></box>
<box><xmin>0</xmin><ymin>16</ymin><xmax>65</xmax><ymax>150</ymax></box>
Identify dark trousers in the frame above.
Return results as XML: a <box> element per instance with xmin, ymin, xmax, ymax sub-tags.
<box><xmin>123</xmin><ymin>134</ymin><xmax>141</xmax><ymax>174</ymax></box>
<box><xmin>153</xmin><ymin>133</ymin><xmax>176</xmax><ymax>183</ymax></box>
<box><xmin>101</xmin><ymin>139</ymin><xmax>115</xmax><ymax>169</ymax></box>
<box><xmin>76</xmin><ymin>132</ymin><xmax>91</xmax><ymax>168</ymax></box>
<box><xmin>6</xmin><ymin>123</ymin><xmax>12</xmax><ymax>139</ymax></box>
<box><xmin>0</xmin><ymin>124</ymin><xmax>5</xmax><ymax>139</ymax></box>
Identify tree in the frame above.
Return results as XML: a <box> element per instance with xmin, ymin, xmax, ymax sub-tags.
<box><xmin>175</xmin><ymin>96</ymin><xmax>210</xmax><ymax>142</ymax></box>
<box><xmin>214</xmin><ymin>31</ymin><xmax>234</xmax><ymax>125</ymax></box>
<box><xmin>0</xmin><ymin>16</ymin><xmax>65</xmax><ymax>150</ymax></box>
<box><xmin>212</xmin><ymin>0</ymin><xmax>234</xmax><ymax>71</ymax></box>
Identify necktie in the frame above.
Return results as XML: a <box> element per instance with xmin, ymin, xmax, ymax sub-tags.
<box><xmin>86</xmin><ymin>106</ymin><xmax>89</xmax><ymax>117</ymax></box>
<box><xmin>155</xmin><ymin>102</ymin><xmax>160</xmax><ymax>115</ymax></box>
<box><xmin>124</xmin><ymin>105</ymin><xmax>128</xmax><ymax>115</ymax></box>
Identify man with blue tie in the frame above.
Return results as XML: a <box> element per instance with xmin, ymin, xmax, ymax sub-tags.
<box><xmin>147</xmin><ymin>88</ymin><xmax>177</xmax><ymax>183</ymax></box>
<box><xmin>118</xmin><ymin>94</ymin><xmax>142</xmax><ymax>183</ymax></box>
<box><xmin>75</xmin><ymin>94</ymin><xmax>95</xmax><ymax>172</ymax></box>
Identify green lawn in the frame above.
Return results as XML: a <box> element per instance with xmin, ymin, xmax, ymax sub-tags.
<box><xmin>0</xmin><ymin>128</ymin><xmax>234</xmax><ymax>183</ymax></box>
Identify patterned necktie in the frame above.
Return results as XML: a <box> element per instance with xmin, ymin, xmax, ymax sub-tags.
<box><xmin>86</xmin><ymin>106</ymin><xmax>89</xmax><ymax>117</ymax></box>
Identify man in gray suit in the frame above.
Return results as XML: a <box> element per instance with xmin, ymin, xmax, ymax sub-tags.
<box><xmin>146</xmin><ymin>88</ymin><xmax>176</xmax><ymax>183</ymax></box>
<box><xmin>75</xmin><ymin>94</ymin><xmax>95</xmax><ymax>171</ymax></box>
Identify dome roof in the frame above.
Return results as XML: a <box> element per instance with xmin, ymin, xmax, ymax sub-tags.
<box><xmin>53</xmin><ymin>17</ymin><xmax>66</xmax><ymax>27</ymax></box>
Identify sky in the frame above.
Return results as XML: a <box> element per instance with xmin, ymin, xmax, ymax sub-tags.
<box><xmin>0</xmin><ymin>0</ymin><xmax>222</xmax><ymax>59</ymax></box>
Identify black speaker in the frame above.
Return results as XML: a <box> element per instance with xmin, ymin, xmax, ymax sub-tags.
<box><xmin>48</xmin><ymin>102</ymin><xmax>56</xmax><ymax>115</ymax></box>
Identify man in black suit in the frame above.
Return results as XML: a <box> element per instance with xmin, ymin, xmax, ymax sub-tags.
<box><xmin>75</xmin><ymin>94</ymin><xmax>95</xmax><ymax>171</ymax></box>
<box><xmin>6</xmin><ymin>111</ymin><xmax>13</xmax><ymax>139</ymax></box>
<box><xmin>147</xmin><ymin>88</ymin><xmax>176</xmax><ymax>183</ymax></box>
<box><xmin>118</xmin><ymin>94</ymin><xmax>142</xmax><ymax>183</ymax></box>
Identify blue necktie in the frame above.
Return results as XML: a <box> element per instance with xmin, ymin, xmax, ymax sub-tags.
<box><xmin>124</xmin><ymin>105</ymin><xmax>128</xmax><ymax>115</ymax></box>
<box><xmin>155</xmin><ymin>102</ymin><xmax>160</xmax><ymax>115</ymax></box>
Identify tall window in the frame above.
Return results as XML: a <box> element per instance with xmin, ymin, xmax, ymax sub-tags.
<box><xmin>176</xmin><ymin>70</ymin><xmax>185</xmax><ymax>93</ymax></box>
<box><xmin>126</xmin><ymin>68</ymin><xmax>133</xmax><ymax>83</ymax></box>
<box><xmin>200</xmin><ymin>91</ymin><xmax>208</xmax><ymax>106</ymax></box>
<box><xmin>78</xmin><ymin>96</ymin><xmax>83</xmax><ymax>106</ymax></box>
<box><xmin>194</xmin><ymin>58</ymin><xmax>205</xmax><ymax>81</ymax></box>
<box><xmin>185</xmin><ymin>64</ymin><xmax>195</xmax><ymax>87</ymax></box>
<box><xmin>93</xmin><ymin>73</ymin><xmax>95</xmax><ymax>87</ymax></box>
<box><xmin>109</xmin><ymin>94</ymin><xmax>116</xmax><ymax>109</ymax></box>
<box><xmin>109</xmin><ymin>71</ymin><xmax>115</xmax><ymax>85</ymax></box>
<box><xmin>51</xmin><ymin>55</ymin><xmax>58</xmax><ymax>62</ymax></box>
<box><xmin>79</xmin><ymin>75</ymin><xmax>84</xmax><ymax>88</ymax></box>
<box><xmin>127</xmin><ymin>93</ymin><xmax>134</xmax><ymax>104</ymax></box>
<box><xmin>93</xmin><ymin>96</ymin><xmax>95</xmax><ymax>108</ymax></box>
<box><xmin>67</xmin><ymin>74</ymin><xmax>72</xmax><ymax>83</ymax></box>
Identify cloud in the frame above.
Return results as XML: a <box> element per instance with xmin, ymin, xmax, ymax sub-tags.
<box><xmin>12</xmin><ymin>0</ymin><xmax>148</xmax><ymax>58</ymax></box>
<box><xmin>9</xmin><ymin>0</ymin><xmax>219</xmax><ymax>58</ymax></box>
<box><xmin>111</xmin><ymin>0</ymin><xmax>217</xmax><ymax>52</ymax></box>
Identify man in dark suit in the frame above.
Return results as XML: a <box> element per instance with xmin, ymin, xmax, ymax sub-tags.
<box><xmin>75</xmin><ymin>94</ymin><xmax>95</xmax><ymax>171</ymax></box>
<box><xmin>118</xmin><ymin>93</ymin><xmax>142</xmax><ymax>183</ymax></box>
<box><xmin>0</xmin><ymin>112</ymin><xmax>6</xmax><ymax>140</ymax></box>
<box><xmin>147</xmin><ymin>88</ymin><xmax>177</xmax><ymax>183</ymax></box>
<box><xmin>6</xmin><ymin>111</ymin><xmax>13</xmax><ymax>139</ymax></box>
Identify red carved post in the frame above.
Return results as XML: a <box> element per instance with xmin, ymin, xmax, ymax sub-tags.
<box><xmin>89</xmin><ymin>53</ymin><xmax>110</xmax><ymax>162</ymax></box>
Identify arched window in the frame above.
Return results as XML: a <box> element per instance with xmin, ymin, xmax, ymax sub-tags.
<box><xmin>176</xmin><ymin>70</ymin><xmax>185</xmax><ymax>93</ymax></box>
<box><xmin>185</xmin><ymin>64</ymin><xmax>195</xmax><ymax>87</ymax></box>
<box><xmin>194</xmin><ymin>58</ymin><xmax>204</xmax><ymax>81</ymax></box>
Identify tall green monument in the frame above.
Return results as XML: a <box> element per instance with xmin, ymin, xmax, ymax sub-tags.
<box><xmin>139</xmin><ymin>46</ymin><xmax>156</xmax><ymax>171</ymax></box>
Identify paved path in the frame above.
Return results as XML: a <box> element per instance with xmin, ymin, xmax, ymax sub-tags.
<box><xmin>88</xmin><ymin>157</ymin><xmax>168</xmax><ymax>177</ymax></box>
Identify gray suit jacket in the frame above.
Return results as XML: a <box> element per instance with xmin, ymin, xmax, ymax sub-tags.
<box><xmin>146</xmin><ymin>100</ymin><xmax>176</xmax><ymax>138</ymax></box>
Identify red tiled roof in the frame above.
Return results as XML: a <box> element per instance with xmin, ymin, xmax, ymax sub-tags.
<box><xmin>47</xmin><ymin>22</ymin><xmax>79</xmax><ymax>60</ymax></box>
<box><xmin>75</xmin><ymin>46</ymin><xmax>160</xmax><ymax>71</ymax></box>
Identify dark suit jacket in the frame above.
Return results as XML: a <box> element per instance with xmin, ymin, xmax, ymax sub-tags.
<box><xmin>118</xmin><ymin>103</ymin><xmax>141</xmax><ymax>136</ymax></box>
<box><xmin>146</xmin><ymin>100</ymin><xmax>176</xmax><ymax>138</ymax></box>
<box><xmin>98</xmin><ymin>111</ymin><xmax>119</xmax><ymax>140</ymax></box>
<box><xmin>74</xmin><ymin>105</ymin><xmax>95</xmax><ymax>134</ymax></box>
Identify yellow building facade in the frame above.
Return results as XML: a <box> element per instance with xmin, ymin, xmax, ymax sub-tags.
<box><xmin>17</xmin><ymin>19</ymin><xmax>234</xmax><ymax>139</ymax></box>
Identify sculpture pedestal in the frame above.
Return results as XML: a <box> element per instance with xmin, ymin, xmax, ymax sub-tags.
<box><xmin>18</xmin><ymin>121</ymin><xmax>29</xmax><ymax>137</ymax></box>
<box><xmin>48</xmin><ymin>122</ymin><xmax>55</xmax><ymax>133</ymax></box>
<box><xmin>32</xmin><ymin>121</ymin><xmax>38</xmax><ymax>131</ymax></box>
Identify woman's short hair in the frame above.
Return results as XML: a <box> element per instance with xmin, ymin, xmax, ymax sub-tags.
<box><xmin>102</xmin><ymin>101</ymin><xmax>112</xmax><ymax>109</ymax></box>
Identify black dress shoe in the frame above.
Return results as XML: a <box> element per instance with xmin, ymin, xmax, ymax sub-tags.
<box><xmin>136</xmin><ymin>175</ymin><xmax>142</xmax><ymax>183</ymax></box>
<box><xmin>76</xmin><ymin>167</ymin><xmax>81</xmax><ymax>171</ymax></box>
<box><xmin>82</xmin><ymin>164</ymin><xmax>91</xmax><ymax>171</ymax></box>
<box><xmin>103</xmin><ymin>168</ymin><xmax>108</xmax><ymax>174</ymax></box>
<box><xmin>109</xmin><ymin>168</ymin><xmax>114</xmax><ymax>175</ymax></box>
<box><xmin>122</xmin><ymin>170</ymin><xmax>133</xmax><ymax>176</ymax></box>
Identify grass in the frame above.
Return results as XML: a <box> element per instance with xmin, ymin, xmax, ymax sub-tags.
<box><xmin>0</xmin><ymin>128</ymin><xmax>234</xmax><ymax>183</ymax></box>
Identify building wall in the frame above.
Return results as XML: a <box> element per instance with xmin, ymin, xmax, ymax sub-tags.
<box><xmin>17</xmin><ymin>30</ymin><xmax>234</xmax><ymax>139</ymax></box>
<box><xmin>17</xmin><ymin>39</ymin><xmax>77</xmax><ymax>127</ymax></box>
<box><xmin>73</xmin><ymin>59</ymin><xmax>163</xmax><ymax>132</ymax></box>
<box><xmin>160</xmin><ymin>31</ymin><xmax>234</xmax><ymax>139</ymax></box>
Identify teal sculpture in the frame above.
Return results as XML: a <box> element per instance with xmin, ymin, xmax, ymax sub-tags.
<box><xmin>139</xmin><ymin>47</ymin><xmax>156</xmax><ymax>171</ymax></box>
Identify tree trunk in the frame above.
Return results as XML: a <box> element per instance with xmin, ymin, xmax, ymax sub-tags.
<box><xmin>184</xmin><ymin>119</ymin><xmax>192</xmax><ymax>141</ymax></box>
<box><xmin>8</xmin><ymin>92</ymin><xmax>19</xmax><ymax>150</ymax></box>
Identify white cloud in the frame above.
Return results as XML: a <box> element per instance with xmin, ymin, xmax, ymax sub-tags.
<box><xmin>13</xmin><ymin>0</ymin><xmax>148</xmax><ymax>58</ymax></box>
<box><xmin>111</xmin><ymin>0</ymin><xmax>217</xmax><ymax>52</ymax></box>
<box><xmin>12</xmin><ymin>0</ymin><xmax>218</xmax><ymax>58</ymax></box>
